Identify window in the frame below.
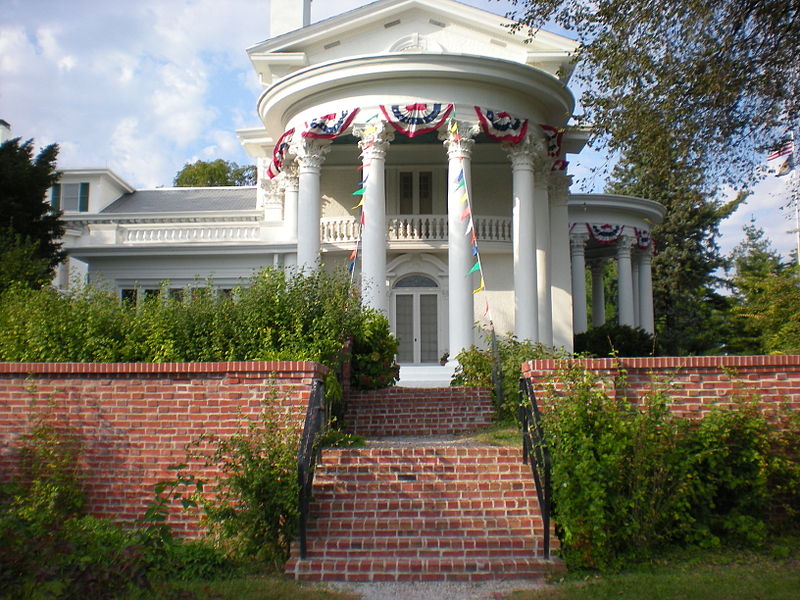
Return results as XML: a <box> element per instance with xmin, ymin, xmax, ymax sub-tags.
<box><xmin>51</xmin><ymin>182</ymin><xmax>89</xmax><ymax>212</ymax></box>
<box><xmin>397</xmin><ymin>170</ymin><xmax>433</xmax><ymax>214</ymax></box>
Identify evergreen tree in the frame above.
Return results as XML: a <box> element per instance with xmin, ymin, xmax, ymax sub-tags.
<box><xmin>0</xmin><ymin>138</ymin><xmax>64</xmax><ymax>290</ymax></box>
<box><xmin>726</xmin><ymin>221</ymin><xmax>797</xmax><ymax>354</ymax></box>
<box><xmin>605</xmin><ymin>122</ymin><xmax>741</xmax><ymax>355</ymax></box>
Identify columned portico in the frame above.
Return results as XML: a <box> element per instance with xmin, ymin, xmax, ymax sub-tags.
<box><xmin>294</xmin><ymin>139</ymin><xmax>330</xmax><ymax>272</ymax></box>
<box><xmin>440</xmin><ymin>123</ymin><xmax>477</xmax><ymax>359</ymax></box>
<box><xmin>506</xmin><ymin>137</ymin><xmax>539</xmax><ymax>342</ymax></box>
<box><xmin>355</xmin><ymin>124</ymin><xmax>394</xmax><ymax>314</ymax></box>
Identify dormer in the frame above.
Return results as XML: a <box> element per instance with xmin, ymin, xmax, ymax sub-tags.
<box><xmin>50</xmin><ymin>169</ymin><xmax>135</xmax><ymax>215</ymax></box>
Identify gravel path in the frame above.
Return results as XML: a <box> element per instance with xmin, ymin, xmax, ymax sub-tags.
<box><xmin>321</xmin><ymin>579</ymin><xmax>546</xmax><ymax>599</ymax></box>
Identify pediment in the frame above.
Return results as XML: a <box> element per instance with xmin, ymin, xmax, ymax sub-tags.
<box><xmin>249</xmin><ymin>0</ymin><xmax>577</xmax><ymax>84</ymax></box>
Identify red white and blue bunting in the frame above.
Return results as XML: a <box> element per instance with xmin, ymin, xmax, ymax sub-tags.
<box><xmin>380</xmin><ymin>103</ymin><xmax>454</xmax><ymax>138</ymax></box>
<box><xmin>302</xmin><ymin>108</ymin><xmax>359</xmax><ymax>139</ymax></box>
<box><xmin>634</xmin><ymin>227</ymin><xmax>652</xmax><ymax>250</ymax></box>
<box><xmin>474</xmin><ymin>106</ymin><xmax>528</xmax><ymax>144</ymax></box>
<box><xmin>586</xmin><ymin>223</ymin><xmax>624</xmax><ymax>244</ymax></box>
<box><xmin>266</xmin><ymin>128</ymin><xmax>295</xmax><ymax>179</ymax></box>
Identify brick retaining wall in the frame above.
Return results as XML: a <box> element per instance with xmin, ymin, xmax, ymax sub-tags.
<box><xmin>0</xmin><ymin>361</ymin><xmax>327</xmax><ymax>534</ymax></box>
<box><xmin>522</xmin><ymin>355</ymin><xmax>800</xmax><ymax>418</ymax></box>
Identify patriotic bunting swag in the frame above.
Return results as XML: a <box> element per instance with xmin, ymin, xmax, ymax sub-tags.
<box><xmin>474</xmin><ymin>106</ymin><xmax>528</xmax><ymax>144</ymax></box>
<box><xmin>380</xmin><ymin>103</ymin><xmax>454</xmax><ymax>138</ymax></box>
<box><xmin>539</xmin><ymin>124</ymin><xmax>568</xmax><ymax>171</ymax></box>
<box><xmin>303</xmin><ymin>108</ymin><xmax>359</xmax><ymax>139</ymax></box>
<box><xmin>266</xmin><ymin>128</ymin><xmax>294</xmax><ymax>179</ymax></box>
<box><xmin>587</xmin><ymin>223</ymin><xmax>624</xmax><ymax>244</ymax></box>
<box><xmin>634</xmin><ymin>227</ymin><xmax>652</xmax><ymax>250</ymax></box>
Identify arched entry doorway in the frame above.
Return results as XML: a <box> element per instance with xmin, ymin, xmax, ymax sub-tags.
<box><xmin>392</xmin><ymin>274</ymin><xmax>441</xmax><ymax>364</ymax></box>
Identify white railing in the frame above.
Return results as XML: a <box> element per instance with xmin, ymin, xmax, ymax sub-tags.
<box><xmin>122</xmin><ymin>225</ymin><xmax>261</xmax><ymax>244</ymax></box>
<box><xmin>320</xmin><ymin>214</ymin><xmax>512</xmax><ymax>244</ymax></box>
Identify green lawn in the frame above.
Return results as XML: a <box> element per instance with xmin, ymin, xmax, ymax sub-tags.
<box><xmin>161</xmin><ymin>576</ymin><xmax>357</xmax><ymax>600</ymax></box>
<box><xmin>511</xmin><ymin>553</ymin><xmax>800</xmax><ymax>600</ymax></box>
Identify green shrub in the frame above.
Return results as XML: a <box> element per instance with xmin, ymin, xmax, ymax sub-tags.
<box><xmin>182</xmin><ymin>400</ymin><xmax>301</xmax><ymax>569</ymax></box>
<box><xmin>538</xmin><ymin>365</ymin><xmax>795</xmax><ymax>570</ymax></box>
<box><xmin>349</xmin><ymin>309</ymin><xmax>400</xmax><ymax>390</ymax></box>
<box><xmin>574</xmin><ymin>322</ymin><xmax>657</xmax><ymax>357</ymax></box>
<box><xmin>452</xmin><ymin>333</ymin><xmax>568</xmax><ymax>422</ymax></box>
<box><xmin>0</xmin><ymin>267</ymin><xmax>399</xmax><ymax>390</ymax></box>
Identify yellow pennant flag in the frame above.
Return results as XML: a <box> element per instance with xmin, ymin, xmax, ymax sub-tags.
<box><xmin>472</xmin><ymin>276</ymin><xmax>485</xmax><ymax>295</ymax></box>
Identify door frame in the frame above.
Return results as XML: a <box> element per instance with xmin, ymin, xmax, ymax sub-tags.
<box><xmin>387</xmin><ymin>253</ymin><xmax>449</xmax><ymax>365</ymax></box>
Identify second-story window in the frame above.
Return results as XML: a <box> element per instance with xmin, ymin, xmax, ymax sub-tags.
<box><xmin>51</xmin><ymin>182</ymin><xmax>89</xmax><ymax>212</ymax></box>
<box><xmin>398</xmin><ymin>170</ymin><xmax>433</xmax><ymax>214</ymax></box>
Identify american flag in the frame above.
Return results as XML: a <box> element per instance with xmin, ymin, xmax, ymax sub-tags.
<box><xmin>767</xmin><ymin>137</ymin><xmax>795</xmax><ymax>161</ymax></box>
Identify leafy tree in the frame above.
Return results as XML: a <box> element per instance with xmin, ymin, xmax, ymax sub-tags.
<box><xmin>0</xmin><ymin>138</ymin><xmax>64</xmax><ymax>290</ymax></box>
<box><xmin>605</xmin><ymin>125</ymin><xmax>741</xmax><ymax>355</ymax></box>
<box><xmin>506</xmin><ymin>0</ymin><xmax>800</xmax><ymax>185</ymax></box>
<box><xmin>726</xmin><ymin>222</ymin><xmax>799</xmax><ymax>354</ymax></box>
<box><xmin>173</xmin><ymin>159</ymin><xmax>256</xmax><ymax>187</ymax></box>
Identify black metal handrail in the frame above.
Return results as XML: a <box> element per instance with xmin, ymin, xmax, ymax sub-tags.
<box><xmin>519</xmin><ymin>376</ymin><xmax>552</xmax><ymax>560</ymax></box>
<box><xmin>297</xmin><ymin>378</ymin><xmax>327</xmax><ymax>560</ymax></box>
<box><xmin>490</xmin><ymin>328</ymin><xmax>504</xmax><ymax>409</ymax></box>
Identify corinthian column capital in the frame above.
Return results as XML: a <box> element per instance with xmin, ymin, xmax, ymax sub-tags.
<box><xmin>438</xmin><ymin>121</ymin><xmax>479</xmax><ymax>160</ymax></box>
<box><xmin>292</xmin><ymin>138</ymin><xmax>331</xmax><ymax>172</ymax></box>
<box><xmin>353</xmin><ymin>122</ymin><xmax>394</xmax><ymax>160</ymax></box>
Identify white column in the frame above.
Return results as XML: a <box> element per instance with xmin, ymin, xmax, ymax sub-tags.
<box><xmin>355</xmin><ymin>124</ymin><xmax>393</xmax><ymax>314</ymax></box>
<box><xmin>534</xmin><ymin>157</ymin><xmax>552</xmax><ymax>345</ymax></box>
<box><xmin>590</xmin><ymin>259</ymin><xmax>606</xmax><ymax>327</ymax></box>
<box><xmin>281</xmin><ymin>167</ymin><xmax>299</xmax><ymax>266</ymax></box>
<box><xmin>616</xmin><ymin>235</ymin><xmax>635</xmax><ymax>327</ymax></box>
<box><xmin>638</xmin><ymin>249</ymin><xmax>655</xmax><ymax>334</ymax></box>
<box><xmin>440</xmin><ymin>123</ymin><xmax>478</xmax><ymax>359</ymax></box>
<box><xmin>549</xmin><ymin>171</ymin><xmax>573</xmax><ymax>350</ymax></box>
<box><xmin>294</xmin><ymin>140</ymin><xmax>330</xmax><ymax>272</ymax></box>
<box><xmin>505</xmin><ymin>138</ymin><xmax>538</xmax><ymax>342</ymax></box>
<box><xmin>632</xmin><ymin>253</ymin><xmax>641</xmax><ymax>327</ymax></box>
<box><xmin>570</xmin><ymin>233</ymin><xmax>589</xmax><ymax>334</ymax></box>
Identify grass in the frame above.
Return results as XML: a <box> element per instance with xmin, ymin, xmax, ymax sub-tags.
<box><xmin>510</xmin><ymin>546</ymin><xmax>800</xmax><ymax>600</ymax></box>
<box><xmin>155</xmin><ymin>576</ymin><xmax>358</xmax><ymax>600</ymax></box>
<box><xmin>465</xmin><ymin>422</ymin><xmax>523</xmax><ymax>446</ymax></box>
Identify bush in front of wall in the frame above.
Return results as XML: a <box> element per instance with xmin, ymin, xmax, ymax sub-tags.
<box><xmin>0</xmin><ymin>267</ymin><xmax>400</xmax><ymax>389</ymax></box>
<box><xmin>452</xmin><ymin>333</ymin><xmax>569</xmax><ymax>422</ymax></box>
<box><xmin>574</xmin><ymin>322</ymin><xmax>657</xmax><ymax>357</ymax></box>
<box><xmin>349</xmin><ymin>309</ymin><xmax>400</xmax><ymax>390</ymax></box>
<box><xmin>537</xmin><ymin>365</ymin><xmax>800</xmax><ymax>570</ymax></box>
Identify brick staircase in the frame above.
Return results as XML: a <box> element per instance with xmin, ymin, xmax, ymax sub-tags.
<box><xmin>285</xmin><ymin>386</ymin><xmax>560</xmax><ymax>582</ymax></box>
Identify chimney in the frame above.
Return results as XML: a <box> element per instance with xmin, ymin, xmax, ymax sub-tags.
<box><xmin>270</xmin><ymin>0</ymin><xmax>311</xmax><ymax>38</ymax></box>
<box><xmin>0</xmin><ymin>120</ymin><xmax>11</xmax><ymax>144</ymax></box>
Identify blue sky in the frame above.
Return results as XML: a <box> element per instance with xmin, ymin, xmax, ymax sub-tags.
<box><xmin>1</xmin><ymin>0</ymin><xmax>796</xmax><ymax>260</ymax></box>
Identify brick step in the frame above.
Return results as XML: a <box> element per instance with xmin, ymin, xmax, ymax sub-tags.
<box><xmin>310</xmin><ymin>505</ymin><xmax>538</xmax><ymax>520</ymax></box>
<box><xmin>285</xmin><ymin>556</ymin><xmax>560</xmax><ymax>582</ymax></box>
<box><xmin>305</xmin><ymin>517</ymin><xmax>543</xmax><ymax>536</ymax></box>
<box><xmin>285</xmin><ymin>441</ymin><xmax>558</xmax><ymax>582</ymax></box>
<box><xmin>345</xmin><ymin>387</ymin><xmax>494</xmax><ymax>436</ymax></box>
<box><xmin>311</xmin><ymin>482</ymin><xmax>534</xmax><ymax>497</ymax></box>
<box><xmin>308</xmin><ymin>497</ymin><xmax>536</xmax><ymax>513</ymax></box>
<box><xmin>293</xmin><ymin>535</ymin><xmax>539</xmax><ymax>555</ymax></box>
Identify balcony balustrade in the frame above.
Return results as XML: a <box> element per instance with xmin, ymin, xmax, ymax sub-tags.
<box><xmin>321</xmin><ymin>214</ymin><xmax>512</xmax><ymax>245</ymax></box>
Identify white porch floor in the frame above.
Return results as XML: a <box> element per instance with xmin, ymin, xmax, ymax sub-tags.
<box><xmin>396</xmin><ymin>363</ymin><xmax>456</xmax><ymax>388</ymax></box>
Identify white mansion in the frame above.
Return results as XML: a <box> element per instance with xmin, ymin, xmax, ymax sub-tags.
<box><xmin>53</xmin><ymin>0</ymin><xmax>664</xmax><ymax>365</ymax></box>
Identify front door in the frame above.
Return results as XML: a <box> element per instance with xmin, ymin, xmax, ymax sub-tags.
<box><xmin>393</xmin><ymin>274</ymin><xmax>439</xmax><ymax>364</ymax></box>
